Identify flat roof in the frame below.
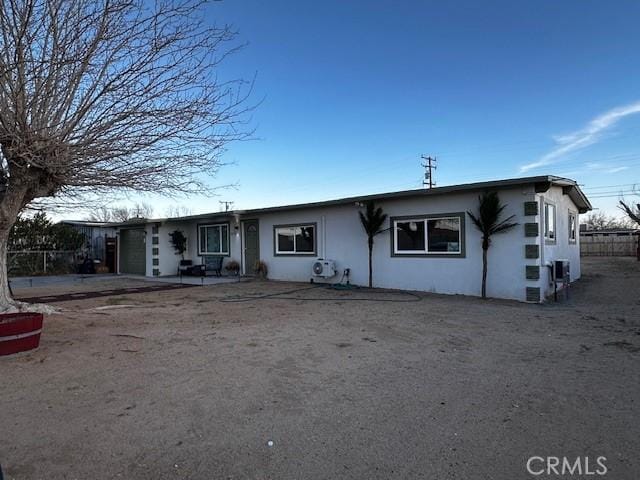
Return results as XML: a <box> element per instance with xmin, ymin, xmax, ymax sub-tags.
<box><xmin>60</xmin><ymin>220</ymin><xmax>118</xmax><ymax>227</ymax></box>
<box><xmin>107</xmin><ymin>175</ymin><xmax>592</xmax><ymax>227</ymax></box>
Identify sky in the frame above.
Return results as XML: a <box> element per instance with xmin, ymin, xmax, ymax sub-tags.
<box><xmin>92</xmin><ymin>0</ymin><xmax>640</xmax><ymax>219</ymax></box>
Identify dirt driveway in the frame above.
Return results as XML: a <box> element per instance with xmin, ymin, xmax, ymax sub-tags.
<box><xmin>1</xmin><ymin>258</ymin><xmax>639</xmax><ymax>479</ymax></box>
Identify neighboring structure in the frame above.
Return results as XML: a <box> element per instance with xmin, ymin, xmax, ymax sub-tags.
<box><xmin>60</xmin><ymin>220</ymin><xmax>118</xmax><ymax>272</ymax></box>
<box><xmin>106</xmin><ymin>175</ymin><xmax>591</xmax><ymax>302</ymax></box>
<box><xmin>580</xmin><ymin>228</ymin><xmax>639</xmax><ymax>257</ymax></box>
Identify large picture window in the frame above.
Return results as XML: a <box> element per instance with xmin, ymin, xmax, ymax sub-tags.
<box><xmin>198</xmin><ymin>223</ymin><xmax>229</xmax><ymax>255</ymax></box>
<box><xmin>274</xmin><ymin>224</ymin><xmax>316</xmax><ymax>255</ymax></box>
<box><xmin>393</xmin><ymin>215</ymin><xmax>463</xmax><ymax>256</ymax></box>
<box><xmin>544</xmin><ymin>203</ymin><xmax>556</xmax><ymax>242</ymax></box>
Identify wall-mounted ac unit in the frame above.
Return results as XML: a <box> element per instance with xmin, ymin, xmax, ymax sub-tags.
<box><xmin>312</xmin><ymin>258</ymin><xmax>336</xmax><ymax>278</ymax></box>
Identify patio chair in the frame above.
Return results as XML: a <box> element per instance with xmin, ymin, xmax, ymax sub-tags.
<box><xmin>202</xmin><ymin>256</ymin><xmax>223</xmax><ymax>277</ymax></box>
<box><xmin>178</xmin><ymin>259</ymin><xmax>193</xmax><ymax>277</ymax></box>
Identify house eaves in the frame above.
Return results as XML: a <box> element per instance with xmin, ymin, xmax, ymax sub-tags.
<box><xmin>90</xmin><ymin>175</ymin><xmax>593</xmax><ymax>226</ymax></box>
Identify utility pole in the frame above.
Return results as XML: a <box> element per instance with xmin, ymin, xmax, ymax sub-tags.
<box><xmin>421</xmin><ymin>155</ymin><xmax>436</xmax><ymax>189</ymax></box>
<box><xmin>219</xmin><ymin>200</ymin><xmax>234</xmax><ymax>212</ymax></box>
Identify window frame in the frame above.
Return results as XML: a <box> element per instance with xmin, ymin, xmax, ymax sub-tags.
<box><xmin>544</xmin><ymin>202</ymin><xmax>556</xmax><ymax>244</ymax></box>
<box><xmin>390</xmin><ymin>213</ymin><xmax>465</xmax><ymax>258</ymax></box>
<box><xmin>568</xmin><ymin>210</ymin><xmax>577</xmax><ymax>244</ymax></box>
<box><xmin>273</xmin><ymin>223</ymin><xmax>317</xmax><ymax>256</ymax></box>
<box><xmin>197</xmin><ymin>222</ymin><xmax>230</xmax><ymax>256</ymax></box>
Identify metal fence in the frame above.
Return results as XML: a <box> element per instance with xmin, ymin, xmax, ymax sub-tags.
<box><xmin>8</xmin><ymin>250</ymin><xmax>80</xmax><ymax>276</ymax></box>
<box><xmin>580</xmin><ymin>235</ymin><xmax>639</xmax><ymax>257</ymax></box>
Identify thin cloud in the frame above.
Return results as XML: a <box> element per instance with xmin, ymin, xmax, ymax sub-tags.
<box><xmin>607</xmin><ymin>166</ymin><xmax>629</xmax><ymax>173</ymax></box>
<box><xmin>520</xmin><ymin>101</ymin><xmax>640</xmax><ymax>172</ymax></box>
<box><xmin>585</xmin><ymin>162</ymin><xmax>630</xmax><ymax>174</ymax></box>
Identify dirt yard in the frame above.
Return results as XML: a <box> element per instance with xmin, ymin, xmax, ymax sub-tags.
<box><xmin>1</xmin><ymin>258</ymin><xmax>639</xmax><ymax>479</ymax></box>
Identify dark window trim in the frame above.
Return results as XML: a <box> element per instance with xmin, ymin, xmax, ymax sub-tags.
<box><xmin>197</xmin><ymin>222</ymin><xmax>231</xmax><ymax>256</ymax></box>
<box><xmin>390</xmin><ymin>212</ymin><xmax>466</xmax><ymax>258</ymax></box>
<box><xmin>273</xmin><ymin>222</ymin><xmax>317</xmax><ymax>256</ymax></box>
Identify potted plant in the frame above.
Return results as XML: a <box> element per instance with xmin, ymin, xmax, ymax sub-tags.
<box><xmin>254</xmin><ymin>260</ymin><xmax>268</xmax><ymax>279</ymax></box>
<box><xmin>225</xmin><ymin>259</ymin><xmax>240</xmax><ymax>276</ymax></box>
<box><xmin>168</xmin><ymin>230</ymin><xmax>188</xmax><ymax>274</ymax></box>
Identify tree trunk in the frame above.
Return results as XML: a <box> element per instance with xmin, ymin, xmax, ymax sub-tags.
<box><xmin>481</xmin><ymin>247</ymin><xmax>488</xmax><ymax>299</ymax></box>
<box><xmin>368</xmin><ymin>246</ymin><xmax>373</xmax><ymax>288</ymax></box>
<box><xmin>0</xmin><ymin>179</ymin><xmax>32</xmax><ymax>311</ymax></box>
<box><xmin>0</xmin><ymin>227</ymin><xmax>16</xmax><ymax>310</ymax></box>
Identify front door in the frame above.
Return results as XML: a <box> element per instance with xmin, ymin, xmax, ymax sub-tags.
<box><xmin>243</xmin><ymin>220</ymin><xmax>259</xmax><ymax>275</ymax></box>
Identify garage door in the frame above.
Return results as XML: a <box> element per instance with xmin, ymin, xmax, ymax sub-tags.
<box><xmin>120</xmin><ymin>228</ymin><xmax>146</xmax><ymax>275</ymax></box>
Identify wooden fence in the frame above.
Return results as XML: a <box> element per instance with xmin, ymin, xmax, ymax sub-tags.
<box><xmin>580</xmin><ymin>235</ymin><xmax>639</xmax><ymax>257</ymax></box>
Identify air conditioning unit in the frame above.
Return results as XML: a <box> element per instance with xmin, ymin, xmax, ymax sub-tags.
<box><xmin>554</xmin><ymin>260</ymin><xmax>570</xmax><ymax>281</ymax></box>
<box><xmin>311</xmin><ymin>258</ymin><xmax>336</xmax><ymax>278</ymax></box>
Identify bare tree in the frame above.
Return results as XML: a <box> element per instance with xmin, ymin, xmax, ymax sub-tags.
<box><xmin>619</xmin><ymin>201</ymin><xmax>640</xmax><ymax>227</ymax></box>
<box><xmin>110</xmin><ymin>207</ymin><xmax>132</xmax><ymax>223</ymax></box>
<box><xmin>88</xmin><ymin>202</ymin><xmax>154</xmax><ymax>222</ymax></box>
<box><xmin>0</xmin><ymin>0</ymin><xmax>252</xmax><ymax>310</ymax></box>
<box><xmin>130</xmin><ymin>202</ymin><xmax>154</xmax><ymax>219</ymax></box>
<box><xmin>87</xmin><ymin>206</ymin><xmax>113</xmax><ymax>223</ymax></box>
<box><xmin>582</xmin><ymin>211</ymin><xmax>634</xmax><ymax>231</ymax></box>
<box><xmin>619</xmin><ymin>199</ymin><xmax>640</xmax><ymax>260</ymax></box>
<box><xmin>165</xmin><ymin>205</ymin><xmax>193</xmax><ymax>218</ymax></box>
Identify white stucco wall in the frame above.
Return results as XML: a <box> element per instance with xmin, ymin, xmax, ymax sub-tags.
<box><xmin>537</xmin><ymin>186</ymin><xmax>581</xmax><ymax>298</ymax></box>
<box><xmin>153</xmin><ymin>216</ymin><xmax>241</xmax><ymax>276</ymax></box>
<box><xmin>256</xmin><ymin>186</ymin><xmax>536</xmax><ymax>301</ymax></box>
<box><xmin>130</xmin><ymin>184</ymin><xmax>585</xmax><ymax>302</ymax></box>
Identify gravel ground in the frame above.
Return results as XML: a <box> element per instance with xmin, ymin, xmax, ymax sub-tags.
<box><xmin>1</xmin><ymin>257</ymin><xmax>639</xmax><ymax>479</ymax></box>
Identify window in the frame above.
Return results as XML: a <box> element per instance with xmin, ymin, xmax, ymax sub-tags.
<box><xmin>393</xmin><ymin>215</ymin><xmax>463</xmax><ymax>255</ymax></box>
<box><xmin>198</xmin><ymin>224</ymin><xmax>229</xmax><ymax>255</ymax></box>
<box><xmin>396</xmin><ymin>220</ymin><xmax>426</xmax><ymax>253</ymax></box>
<box><xmin>568</xmin><ymin>211</ymin><xmax>577</xmax><ymax>242</ymax></box>
<box><xmin>544</xmin><ymin>203</ymin><xmax>556</xmax><ymax>241</ymax></box>
<box><xmin>427</xmin><ymin>217</ymin><xmax>461</xmax><ymax>252</ymax></box>
<box><xmin>274</xmin><ymin>224</ymin><xmax>316</xmax><ymax>255</ymax></box>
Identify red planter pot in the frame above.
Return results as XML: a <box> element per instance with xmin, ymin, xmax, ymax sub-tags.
<box><xmin>0</xmin><ymin>312</ymin><xmax>44</xmax><ymax>356</ymax></box>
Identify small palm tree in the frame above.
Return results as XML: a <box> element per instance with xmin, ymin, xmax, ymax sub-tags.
<box><xmin>358</xmin><ymin>201</ymin><xmax>388</xmax><ymax>288</ymax></box>
<box><xmin>467</xmin><ymin>191</ymin><xmax>518</xmax><ymax>299</ymax></box>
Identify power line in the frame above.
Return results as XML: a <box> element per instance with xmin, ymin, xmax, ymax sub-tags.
<box><xmin>585</xmin><ymin>191</ymin><xmax>639</xmax><ymax>199</ymax></box>
<box><xmin>582</xmin><ymin>182</ymin><xmax>639</xmax><ymax>190</ymax></box>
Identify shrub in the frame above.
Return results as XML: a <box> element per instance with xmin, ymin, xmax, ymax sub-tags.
<box><xmin>254</xmin><ymin>260</ymin><xmax>268</xmax><ymax>279</ymax></box>
<box><xmin>225</xmin><ymin>259</ymin><xmax>240</xmax><ymax>275</ymax></box>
